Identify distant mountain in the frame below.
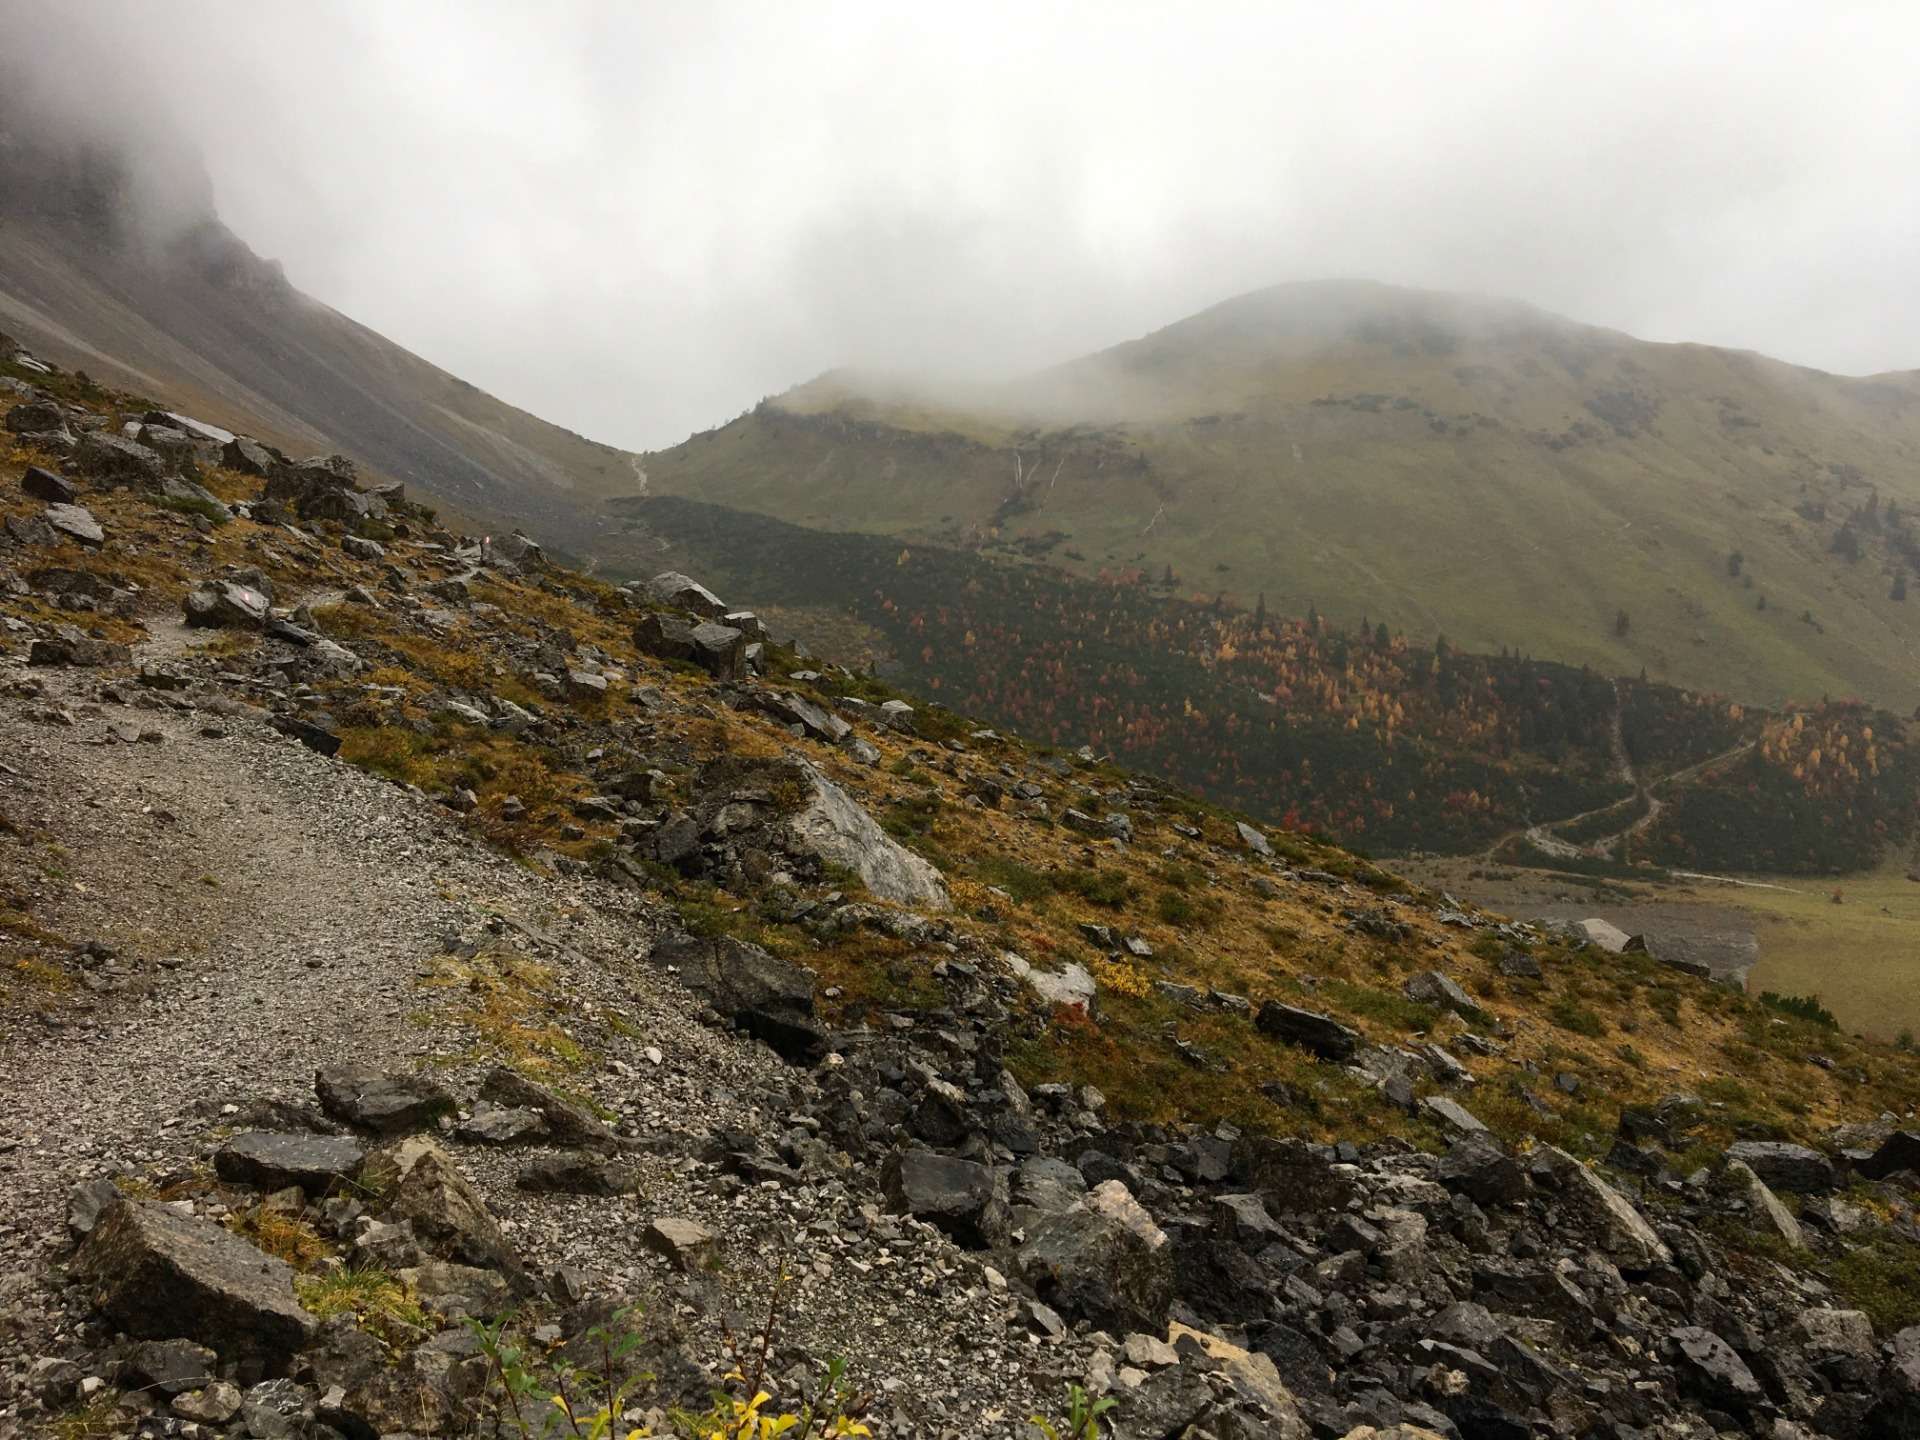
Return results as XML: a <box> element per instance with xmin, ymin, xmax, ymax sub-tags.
<box><xmin>0</xmin><ymin>80</ymin><xmax>640</xmax><ymax>547</ymax></box>
<box><xmin>638</xmin><ymin>279</ymin><xmax>1920</xmax><ymax>711</ymax></box>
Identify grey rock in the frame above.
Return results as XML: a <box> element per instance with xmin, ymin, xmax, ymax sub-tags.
<box><xmin>651</xmin><ymin>932</ymin><xmax>823</xmax><ymax>1064</ymax></box>
<box><xmin>215</xmin><ymin>1132</ymin><xmax>367</xmax><ymax>1192</ymax></box>
<box><xmin>786</xmin><ymin>759</ymin><xmax>950</xmax><ymax>910</ymax></box>
<box><xmin>1403</xmin><ymin>969</ymin><xmax>1478</xmax><ymax>1014</ymax></box>
<box><xmin>44</xmin><ymin>503</ymin><xmax>104</xmax><ymax>547</ymax></box>
<box><xmin>633</xmin><ymin>612</ymin><xmax>745</xmax><ymax>678</ymax></box>
<box><xmin>643</xmin><ymin>1216</ymin><xmax>718</xmax><ymax>1272</ymax></box>
<box><xmin>22</xmin><ymin>465</ymin><xmax>76</xmax><ymax>503</ymax></box>
<box><xmin>67</xmin><ymin>1176</ymin><xmax>121</xmax><ymax>1237</ymax></box>
<box><xmin>1016</xmin><ymin>1179</ymin><xmax>1174</xmax><ymax>1333</ymax></box>
<box><xmin>516</xmin><ymin>1152</ymin><xmax>640</xmax><ymax>1196</ymax></box>
<box><xmin>377</xmin><ymin>1136</ymin><xmax>521</xmax><ymax>1275</ymax></box>
<box><xmin>125</xmin><ymin>1338</ymin><xmax>219</xmax><ymax>1396</ymax></box>
<box><xmin>5</xmin><ymin>398</ymin><xmax>66</xmax><ymax>434</ymax></box>
<box><xmin>173</xmin><ymin>1381</ymin><xmax>244</xmax><ymax>1424</ymax></box>
<box><xmin>73</xmin><ymin>1198</ymin><xmax>315</xmax><ymax>1365</ymax></box>
<box><xmin>222</xmin><ymin>436</ymin><xmax>279</xmax><ymax>475</ymax></box>
<box><xmin>315</xmin><ymin>1065</ymin><xmax>457</xmax><ymax>1134</ymax></box>
<box><xmin>477</xmin><ymin>1067</ymin><xmax>618</xmax><ymax>1151</ymax></box>
<box><xmin>183</xmin><ymin>579</ymin><xmax>270</xmax><ymax>629</ymax></box>
<box><xmin>1254</xmin><ymin>1002</ymin><xmax>1359</xmax><ymax>1062</ymax></box>
<box><xmin>1420</xmin><ymin>1095</ymin><xmax>1488</xmax><ymax>1135</ymax></box>
<box><xmin>1532</xmin><ymin>1145</ymin><xmax>1671</xmax><ymax>1268</ymax></box>
<box><xmin>1670</xmin><ymin>1325</ymin><xmax>1764</xmax><ymax>1410</ymax></box>
<box><xmin>1727</xmin><ymin>1140</ymin><xmax>1835</xmax><ymax>1192</ymax></box>
<box><xmin>453</xmin><ymin>1104</ymin><xmax>550</xmax><ymax>1145</ymax></box>
<box><xmin>1723</xmin><ymin>1159</ymin><xmax>1806</xmax><ymax>1249</ymax></box>
<box><xmin>647</xmin><ymin>571</ymin><xmax>727</xmax><ymax>616</ymax></box>
<box><xmin>883</xmin><ymin>1149</ymin><xmax>1009</xmax><ymax>1248</ymax></box>
<box><xmin>1437</xmin><ymin>1135</ymin><xmax>1528</xmax><ymax>1207</ymax></box>
<box><xmin>71</xmin><ymin>430</ymin><xmax>165</xmax><ymax>486</ymax></box>
<box><xmin>1855</xmin><ymin>1129</ymin><xmax>1920</xmax><ymax>1181</ymax></box>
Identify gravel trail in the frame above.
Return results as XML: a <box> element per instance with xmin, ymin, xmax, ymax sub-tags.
<box><xmin>0</xmin><ymin>636</ymin><xmax>1062</xmax><ymax>1434</ymax></box>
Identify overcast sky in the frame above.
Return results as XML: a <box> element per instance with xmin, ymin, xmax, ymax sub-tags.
<box><xmin>15</xmin><ymin>1</ymin><xmax>1920</xmax><ymax>450</ymax></box>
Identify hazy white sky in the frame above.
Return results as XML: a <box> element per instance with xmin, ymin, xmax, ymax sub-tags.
<box><xmin>13</xmin><ymin>0</ymin><xmax>1920</xmax><ymax>449</ymax></box>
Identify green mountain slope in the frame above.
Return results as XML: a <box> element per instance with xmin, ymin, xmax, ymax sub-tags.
<box><xmin>640</xmin><ymin>279</ymin><xmax>1920</xmax><ymax>711</ymax></box>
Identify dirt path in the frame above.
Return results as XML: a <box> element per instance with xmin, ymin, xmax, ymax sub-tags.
<box><xmin>1478</xmin><ymin>681</ymin><xmax>1757</xmax><ymax>865</ymax></box>
<box><xmin>0</xmin><ymin>625</ymin><xmax>712</xmax><ymax>1399</ymax></box>
<box><xmin>0</xmin><ymin>629</ymin><xmax>1059</xmax><ymax>1434</ymax></box>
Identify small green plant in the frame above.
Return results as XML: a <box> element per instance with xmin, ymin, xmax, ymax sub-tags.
<box><xmin>1758</xmin><ymin>991</ymin><xmax>1839</xmax><ymax>1030</ymax></box>
<box><xmin>1031</xmin><ymin>1384</ymin><xmax>1116</xmax><ymax>1440</ymax></box>
<box><xmin>158</xmin><ymin>493</ymin><xmax>231</xmax><ymax>526</ymax></box>
<box><xmin>1549</xmin><ymin>995</ymin><xmax>1606</xmax><ymax>1038</ymax></box>
<box><xmin>471</xmin><ymin>1282</ymin><xmax>872</xmax><ymax>1439</ymax></box>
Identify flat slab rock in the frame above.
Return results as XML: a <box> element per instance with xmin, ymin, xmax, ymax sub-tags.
<box><xmin>786</xmin><ymin>759</ymin><xmax>950</xmax><ymax>911</ymax></box>
<box><xmin>73</xmin><ymin>1198</ymin><xmax>314</xmax><ymax>1365</ymax></box>
<box><xmin>643</xmin><ymin>1216</ymin><xmax>718</xmax><ymax>1272</ymax></box>
<box><xmin>214</xmin><ymin>1131</ymin><xmax>366</xmax><ymax>1191</ymax></box>
<box><xmin>316</xmin><ymin>1065</ymin><xmax>457</xmax><ymax>1134</ymax></box>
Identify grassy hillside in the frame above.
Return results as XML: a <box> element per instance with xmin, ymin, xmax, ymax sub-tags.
<box><xmin>641</xmin><ymin>279</ymin><xmax>1920</xmax><ymax>712</ymax></box>
<box><xmin>611</xmin><ymin>495</ymin><xmax>1918</xmax><ymax>872</ymax></box>
<box><xmin>9</xmin><ymin>373</ymin><xmax>1920</xmax><ymax>1142</ymax></box>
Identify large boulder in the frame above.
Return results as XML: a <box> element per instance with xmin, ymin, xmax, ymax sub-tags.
<box><xmin>1720</xmin><ymin>1159</ymin><xmax>1805</xmax><ymax>1250</ymax></box>
<box><xmin>647</xmin><ymin>571</ymin><xmax>727</xmax><ymax>616</ymax></box>
<box><xmin>73</xmin><ymin>1198</ymin><xmax>315</xmax><ymax>1367</ymax></box>
<box><xmin>221</xmin><ymin>436</ymin><xmax>279</xmax><ymax>476</ymax></box>
<box><xmin>315</xmin><ymin>1066</ymin><xmax>457</xmax><ymax>1134</ymax></box>
<box><xmin>21</xmin><ymin>465</ymin><xmax>76</xmax><ymax>503</ymax></box>
<box><xmin>747</xmin><ymin>690</ymin><xmax>851</xmax><ymax>743</ymax></box>
<box><xmin>376</xmin><ymin>1136</ymin><xmax>520</xmax><ymax>1275</ymax></box>
<box><xmin>786</xmin><ymin>760</ymin><xmax>950</xmax><ymax>910</ymax></box>
<box><xmin>1016</xmin><ymin>1179</ymin><xmax>1175</xmax><ymax>1334</ymax></box>
<box><xmin>137</xmin><ymin>424</ymin><xmax>204</xmax><ymax>475</ymax></box>
<box><xmin>71</xmin><ymin>431</ymin><xmax>165</xmax><ymax>487</ymax></box>
<box><xmin>650</xmin><ymin>932</ymin><xmax>824</xmax><ymax>1064</ymax></box>
<box><xmin>882</xmin><ymin>1149</ymin><xmax>1009</xmax><ymax>1248</ymax></box>
<box><xmin>1856</xmin><ymin>1129</ymin><xmax>1920</xmax><ymax>1181</ymax></box>
<box><xmin>264</xmin><ymin>455</ymin><xmax>381</xmax><ymax>522</ymax></box>
<box><xmin>183</xmin><ymin>579</ymin><xmax>270</xmax><ymax>629</ymax></box>
<box><xmin>1570</xmin><ymin>918</ymin><xmax>1631</xmax><ymax>952</ymax></box>
<box><xmin>1669</xmin><ymin>1326</ymin><xmax>1764</xmax><ymax>1412</ymax></box>
<box><xmin>1531</xmin><ymin>1146</ymin><xmax>1671</xmax><ymax>1269</ymax></box>
<box><xmin>1255</xmin><ymin>1002</ymin><xmax>1359</xmax><ymax>1062</ymax></box>
<box><xmin>44</xmin><ymin>503</ymin><xmax>104</xmax><ymax>548</ymax></box>
<box><xmin>28</xmin><ymin>633</ymin><xmax>130</xmax><ymax>668</ymax></box>
<box><xmin>633</xmin><ymin>613</ymin><xmax>746</xmax><ymax>679</ymax></box>
<box><xmin>215</xmin><ymin>1132</ymin><xmax>366</xmax><ymax>1193</ymax></box>
<box><xmin>1727</xmin><ymin>1139</ymin><xmax>1835</xmax><ymax>1193</ymax></box>
<box><xmin>304</xmin><ymin>1319</ymin><xmax>455</xmax><ymax>1438</ymax></box>
<box><xmin>5</xmin><ymin>398</ymin><xmax>66</xmax><ymax>434</ymax></box>
<box><xmin>492</xmin><ymin>530</ymin><xmax>545</xmax><ymax>571</ymax></box>
<box><xmin>1403</xmin><ymin>970</ymin><xmax>1477</xmax><ymax>1015</ymax></box>
<box><xmin>476</xmin><ymin>1066</ymin><xmax>618</xmax><ymax>1151</ymax></box>
<box><xmin>516</xmin><ymin>1152</ymin><xmax>640</xmax><ymax>1196</ymax></box>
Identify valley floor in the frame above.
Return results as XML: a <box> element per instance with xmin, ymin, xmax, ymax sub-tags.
<box><xmin>1402</xmin><ymin>855</ymin><xmax>1920</xmax><ymax>1041</ymax></box>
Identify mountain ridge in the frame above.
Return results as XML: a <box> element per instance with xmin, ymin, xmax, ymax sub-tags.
<box><xmin>642</xmin><ymin>278</ymin><xmax>1920</xmax><ymax>712</ymax></box>
<box><xmin>0</xmin><ymin>78</ymin><xmax>643</xmax><ymax>547</ymax></box>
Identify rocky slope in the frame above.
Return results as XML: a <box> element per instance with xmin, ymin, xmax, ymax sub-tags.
<box><xmin>0</xmin><ymin>79</ymin><xmax>640</xmax><ymax>551</ymax></box>
<box><xmin>3</xmin><ymin>340</ymin><xmax>1920</xmax><ymax>1439</ymax></box>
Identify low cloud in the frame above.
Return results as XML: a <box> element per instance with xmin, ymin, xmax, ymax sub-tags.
<box><xmin>6</xmin><ymin>0</ymin><xmax>1918</xmax><ymax>448</ymax></box>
